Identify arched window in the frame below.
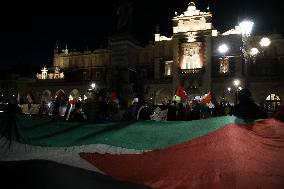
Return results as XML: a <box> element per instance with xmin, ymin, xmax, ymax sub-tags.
<box><xmin>219</xmin><ymin>57</ymin><xmax>229</xmax><ymax>74</ymax></box>
<box><xmin>265</xmin><ymin>94</ymin><xmax>281</xmax><ymax>112</ymax></box>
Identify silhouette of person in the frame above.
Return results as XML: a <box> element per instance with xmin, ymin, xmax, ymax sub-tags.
<box><xmin>232</xmin><ymin>88</ymin><xmax>266</xmax><ymax>120</ymax></box>
<box><xmin>273</xmin><ymin>103</ymin><xmax>284</xmax><ymax>122</ymax></box>
<box><xmin>117</xmin><ymin>0</ymin><xmax>133</xmax><ymax>32</ymax></box>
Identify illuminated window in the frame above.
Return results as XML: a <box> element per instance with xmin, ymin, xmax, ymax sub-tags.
<box><xmin>165</xmin><ymin>61</ymin><xmax>173</xmax><ymax>76</ymax></box>
<box><xmin>219</xmin><ymin>57</ymin><xmax>229</xmax><ymax>74</ymax></box>
<box><xmin>265</xmin><ymin>94</ymin><xmax>281</xmax><ymax>112</ymax></box>
<box><xmin>183</xmin><ymin>48</ymin><xmax>201</xmax><ymax>69</ymax></box>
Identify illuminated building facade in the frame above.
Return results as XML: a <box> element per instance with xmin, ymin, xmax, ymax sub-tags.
<box><xmin>16</xmin><ymin>1</ymin><xmax>284</xmax><ymax>111</ymax></box>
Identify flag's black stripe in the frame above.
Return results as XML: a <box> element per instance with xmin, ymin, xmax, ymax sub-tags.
<box><xmin>0</xmin><ymin>160</ymin><xmax>152</xmax><ymax>189</ymax></box>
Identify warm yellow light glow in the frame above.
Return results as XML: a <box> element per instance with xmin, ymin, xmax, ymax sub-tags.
<box><xmin>41</xmin><ymin>67</ymin><xmax>48</xmax><ymax>80</ymax></box>
<box><xmin>233</xmin><ymin>79</ymin><xmax>240</xmax><ymax>87</ymax></box>
<box><xmin>266</xmin><ymin>94</ymin><xmax>281</xmax><ymax>101</ymax></box>
<box><xmin>212</xmin><ymin>30</ymin><xmax>218</xmax><ymax>36</ymax></box>
<box><xmin>91</xmin><ymin>83</ymin><xmax>96</xmax><ymax>89</ymax></box>
<box><xmin>165</xmin><ymin>61</ymin><xmax>173</xmax><ymax>76</ymax></box>
<box><xmin>239</xmin><ymin>20</ymin><xmax>254</xmax><ymax>36</ymax></box>
<box><xmin>259</xmin><ymin>37</ymin><xmax>271</xmax><ymax>47</ymax></box>
<box><xmin>219</xmin><ymin>58</ymin><xmax>229</xmax><ymax>74</ymax></box>
<box><xmin>218</xmin><ymin>44</ymin><xmax>229</xmax><ymax>54</ymax></box>
<box><xmin>83</xmin><ymin>95</ymin><xmax>88</xmax><ymax>100</ymax></box>
<box><xmin>250</xmin><ymin>48</ymin><xmax>259</xmax><ymax>56</ymax></box>
<box><xmin>183</xmin><ymin>52</ymin><xmax>202</xmax><ymax>69</ymax></box>
<box><xmin>69</xmin><ymin>95</ymin><xmax>73</xmax><ymax>101</ymax></box>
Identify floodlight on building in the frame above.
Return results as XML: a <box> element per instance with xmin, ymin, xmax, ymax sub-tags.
<box><xmin>227</xmin><ymin>87</ymin><xmax>231</xmax><ymax>92</ymax></box>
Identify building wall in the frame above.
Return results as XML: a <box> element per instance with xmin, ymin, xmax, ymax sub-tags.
<box><xmin>26</xmin><ymin>3</ymin><xmax>284</xmax><ymax>108</ymax></box>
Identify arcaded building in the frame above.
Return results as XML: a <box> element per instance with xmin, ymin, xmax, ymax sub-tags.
<box><xmin>28</xmin><ymin>2</ymin><xmax>283</xmax><ymax>112</ymax></box>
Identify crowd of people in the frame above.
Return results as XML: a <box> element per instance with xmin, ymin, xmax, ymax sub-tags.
<box><xmin>2</xmin><ymin>88</ymin><xmax>284</xmax><ymax>123</ymax></box>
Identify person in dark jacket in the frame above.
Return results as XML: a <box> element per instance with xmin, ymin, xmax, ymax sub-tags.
<box><xmin>167</xmin><ymin>101</ymin><xmax>177</xmax><ymax>121</ymax></box>
<box><xmin>232</xmin><ymin>88</ymin><xmax>266</xmax><ymax>120</ymax></box>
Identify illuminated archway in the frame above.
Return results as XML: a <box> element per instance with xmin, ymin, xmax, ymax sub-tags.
<box><xmin>265</xmin><ymin>94</ymin><xmax>281</xmax><ymax>112</ymax></box>
<box><xmin>155</xmin><ymin>88</ymin><xmax>172</xmax><ymax>105</ymax></box>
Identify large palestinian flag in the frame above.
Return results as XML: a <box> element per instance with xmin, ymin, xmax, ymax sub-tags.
<box><xmin>1</xmin><ymin>113</ymin><xmax>284</xmax><ymax>189</ymax></box>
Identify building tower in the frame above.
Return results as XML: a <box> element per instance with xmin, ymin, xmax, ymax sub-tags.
<box><xmin>172</xmin><ymin>1</ymin><xmax>213</xmax><ymax>95</ymax></box>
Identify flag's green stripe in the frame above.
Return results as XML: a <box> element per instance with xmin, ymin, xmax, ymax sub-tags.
<box><xmin>0</xmin><ymin>114</ymin><xmax>245</xmax><ymax>150</ymax></box>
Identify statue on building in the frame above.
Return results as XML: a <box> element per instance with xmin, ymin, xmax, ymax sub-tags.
<box><xmin>54</xmin><ymin>67</ymin><xmax>60</xmax><ymax>79</ymax></box>
<box><xmin>41</xmin><ymin>67</ymin><xmax>48</xmax><ymax>80</ymax></box>
<box><xmin>117</xmin><ymin>0</ymin><xmax>133</xmax><ymax>32</ymax></box>
<box><xmin>60</xmin><ymin>72</ymin><xmax>64</xmax><ymax>79</ymax></box>
<box><xmin>36</xmin><ymin>73</ymin><xmax>41</xmax><ymax>80</ymax></box>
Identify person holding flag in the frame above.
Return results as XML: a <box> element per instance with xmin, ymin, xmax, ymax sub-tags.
<box><xmin>173</xmin><ymin>85</ymin><xmax>188</xmax><ymax>103</ymax></box>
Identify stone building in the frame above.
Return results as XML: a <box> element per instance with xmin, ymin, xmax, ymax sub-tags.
<box><xmin>15</xmin><ymin>1</ymin><xmax>284</xmax><ymax>112</ymax></box>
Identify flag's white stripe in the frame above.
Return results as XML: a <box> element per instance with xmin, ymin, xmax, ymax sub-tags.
<box><xmin>0</xmin><ymin>137</ymin><xmax>147</xmax><ymax>173</ymax></box>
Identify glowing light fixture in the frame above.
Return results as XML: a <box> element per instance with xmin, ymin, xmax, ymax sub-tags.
<box><xmin>218</xmin><ymin>44</ymin><xmax>229</xmax><ymax>54</ymax></box>
<box><xmin>250</xmin><ymin>48</ymin><xmax>259</xmax><ymax>56</ymax></box>
<box><xmin>91</xmin><ymin>83</ymin><xmax>96</xmax><ymax>89</ymax></box>
<box><xmin>239</xmin><ymin>20</ymin><xmax>254</xmax><ymax>36</ymax></box>
<box><xmin>259</xmin><ymin>37</ymin><xmax>271</xmax><ymax>47</ymax></box>
<box><xmin>233</xmin><ymin>79</ymin><xmax>240</xmax><ymax>87</ymax></box>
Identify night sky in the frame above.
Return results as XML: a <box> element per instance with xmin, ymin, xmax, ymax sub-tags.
<box><xmin>1</xmin><ymin>0</ymin><xmax>282</xmax><ymax>70</ymax></box>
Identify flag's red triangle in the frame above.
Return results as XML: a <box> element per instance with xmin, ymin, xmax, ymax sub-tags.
<box><xmin>201</xmin><ymin>92</ymin><xmax>211</xmax><ymax>104</ymax></box>
<box><xmin>80</xmin><ymin>119</ymin><xmax>284</xmax><ymax>189</ymax></box>
<box><xmin>175</xmin><ymin>85</ymin><xmax>188</xmax><ymax>100</ymax></box>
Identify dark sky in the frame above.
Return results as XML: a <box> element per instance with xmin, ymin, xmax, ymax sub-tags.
<box><xmin>1</xmin><ymin>0</ymin><xmax>282</xmax><ymax>68</ymax></box>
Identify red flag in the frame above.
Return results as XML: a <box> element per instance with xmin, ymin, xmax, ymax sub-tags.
<box><xmin>201</xmin><ymin>92</ymin><xmax>212</xmax><ymax>104</ymax></box>
<box><xmin>175</xmin><ymin>85</ymin><xmax>188</xmax><ymax>100</ymax></box>
<box><xmin>109</xmin><ymin>92</ymin><xmax>117</xmax><ymax>101</ymax></box>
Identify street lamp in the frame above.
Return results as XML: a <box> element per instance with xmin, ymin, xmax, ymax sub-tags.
<box><xmin>227</xmin><ymin>87</ymin><xmax>231</xmax><ymax>93</ymax></box>
<box><xmin>239</xmin><ymin>19</ymin><xmax>271</xmax><ymax>89</ymax></box>
<box><xmin>239</xmin><ymin>20</ymin><xmax>254</xmax><ymax>64</ymax></box>
<box><xmin>226</xmin><ymin>79</ymin><xmax>242</xmax><ymax>105</ymax></box>
<box><xmin>233</xmin><ymin>79</ymin><xmax>240</xmax><ymax>87</ymax></box>
<box><xmin>88</xmin><ymin>83</ymin><xmax>97</xmax><ymax>98</ymax></box>
<box><xmin>233</xmin><ymin>79</ymin><xmax>241</xmax><ymax>105</ymax></box>
<box><xmin>259</xmin><ymin>37</ymin><xmax>271</xmax><ymax>47</ymax></box>
<box><xmin>239</xmin><ymin>20</ymin><xmax>254</xmax><ymax>38</ymax></box>
<box><xmin>91</xmin><ymin>83</ymin><xmax>96</xmax><ymax>90</ymax></box>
